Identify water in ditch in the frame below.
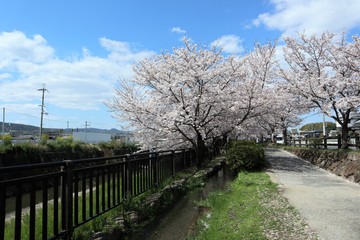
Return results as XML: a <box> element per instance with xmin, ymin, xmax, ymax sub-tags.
<box><xmin>129</xmin><ymin>166</ymin><xmax>235</xmax><ymax>240</ymax></box>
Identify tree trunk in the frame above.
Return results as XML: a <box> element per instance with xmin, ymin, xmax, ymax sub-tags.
<box><xmin>196</xmin><ymin>134</ymin><xmax>206</xmax><ymax>168</ymax></box>
<box><xmin>341</xmin><ymin>124</ymin><xmax>349</xmax><ymax>149</ymax></box>
<box><xmin>282</xmin><ymin>128</ymin><xmax>288</xmax><ymax>146</ymax></box>
<box><xmin>209</xmin><ymin>134</ymin><xmax>228</xmax><ymax>156</ymax></box>
<box><xmin>270</xmin><ymin>128</ymin><xmax>275</xmax><ymax>143</ymax></box>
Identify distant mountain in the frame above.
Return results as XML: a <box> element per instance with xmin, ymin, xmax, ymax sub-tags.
<box><xmin>0</xmin><ymin>122</ymin><xmax>41</xmax><ymax>135</ymax></box>
<box><xmin>71</xmin><ymin>127</ymin><xmax>130</xmax><ymax>136</ymax></box>
<box><xmin>0</xmin><ymin>122</ymin><xmax>130</xmax><ymax>137</ymax></box>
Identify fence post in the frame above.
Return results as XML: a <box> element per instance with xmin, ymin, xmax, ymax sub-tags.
<box><xmin>125</xmin><ymin>154</ymin><xmax>132</xmax><ymax>197</ymax></box>
<box><xmin>323</xmin><ymin>137</ymin><xmax>327</xmax><ymax>149</ymax></box>
<box><xmin>0</xmin><ymin>186</ymin><xmax>5</xmax><ymax>240</ymax></box>
<box><xmin>171</xmin><ymin>150</ymin><xmax>175</xmax><ymax>176</ymax></box>
<box><xmin>62</xmin><ymin>160</ymin><xmax>74</xmax><ymax>240</ymax></box>
<box><xmin>182</xmin><ymin>149</ymin><xmax>186</xmax><ymax>169</ymax></box>
<box><xmin>337</xmin><ymin>136</ymin><xmax>342</xmax><ymax>149</ymax></box>
<box><xmin>188</xmin><ymin>149</ymin><xmax>193</xmax><ymax>166</ymax></box>
<box><xmin>356</xmin><ymin>134</ymin><xmax>360</xmax><ymax>150</ymax></box>
<box><xmin>153</xmin><ymin>152</ymin><xmax>159</xmax><ymax>188</ymax></box>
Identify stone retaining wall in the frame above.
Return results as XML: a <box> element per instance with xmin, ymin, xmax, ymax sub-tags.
<box><xmin>286</xmin><ymin>148</ymin><xmax>360</xmax><ymax>183</ymax></box>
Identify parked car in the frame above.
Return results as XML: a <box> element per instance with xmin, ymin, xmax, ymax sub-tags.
<box><xmin>276</xmin><ymin>136</ymin><xmax>284</xmax><ymax>144</ymax></box>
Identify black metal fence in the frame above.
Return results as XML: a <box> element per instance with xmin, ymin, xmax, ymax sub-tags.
<box><xmin>0</xmin><ymin>149</ymin><xmax>195</xmax><ymax>240</ymax></box>
<box><xmin>287</xmin><ymin>136</ymin><xmax>360</xmax><ymax>149</ymax></box>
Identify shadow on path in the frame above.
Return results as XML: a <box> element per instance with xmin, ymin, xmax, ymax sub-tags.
<box><xmin>265</xmin><ymin>148</ymin><xmax>315</xmax><ymax>173</ymax></box>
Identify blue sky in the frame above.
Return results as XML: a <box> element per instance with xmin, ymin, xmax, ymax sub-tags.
<box><xmin>0</xmin><ymin>0</ymin><xmax>359</xmax><ymax>131</ymax></box>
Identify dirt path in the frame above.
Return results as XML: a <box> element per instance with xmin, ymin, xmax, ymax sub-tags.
<box><xmin>265</xmin><ymin>148</ymin><xmax>360</xmax><ymax>240</ymax></box>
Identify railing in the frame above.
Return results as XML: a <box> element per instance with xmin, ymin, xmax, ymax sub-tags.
<box><xmin>287</xmin><ymin>136</ymin><xmax>360</xmax><ymax>150</ymax></box>
<box><xmin>0</xmin><ymin>149</ymin><xmax>195</xmax><ymax>240</ymax></box>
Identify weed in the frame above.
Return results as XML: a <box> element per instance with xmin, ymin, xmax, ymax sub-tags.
<box><xmin>188</xmin><ymin>171</ymin><xmax>318</xmax><ymax>240</ymax></box>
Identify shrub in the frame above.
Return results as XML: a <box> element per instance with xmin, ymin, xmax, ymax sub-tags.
<box><xmin>97</xmin><ymin>140</ymin><xmax>139</xmax><ymax>156</ymax></box>
<box><xmin>307</xmin><ymin>137</ymin><xmax>322</xmax><ymax>149</ymax></box>
<box><xmin>225</xmin><ymin>140</ymin><xmax>265</xmax><ymax>173</ymax></box>
<box><xmin>39</xmin><ymin>134</ymin><xmax>49</xmax><ymax>146</ymax></box>
<box><xmin>2</xmin><ymin>134</ymin><xmax>12</xmax><ymax>146</ymax></box>
<box><xmin>54</xmin><ymin>136</ymin><xmax>74</xmax><ymax>152</ymax></box>
<box><xmin>225</xmin><ymin>139</ymin><xmax>256</xmax><ymax>151</ymax></box>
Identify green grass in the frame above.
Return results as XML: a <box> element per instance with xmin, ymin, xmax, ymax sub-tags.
<box><xmin>188</xmin><ymin>170</ymin><xmax>318</xmax><ymax>240</ymax></box>
<box><xmin>4</xmin><ymin>177</ymin><xmax>124</xmax><ymax>240</ymax></box>
<box><xmin>5</xmin><ymin>203</ymin><xmax>63</xmax><ymax>239</ymax></box>
<box><xmin>187</xmin><ymin>171</ymin><xmax>277</xmax><ymax>240</ymax></box>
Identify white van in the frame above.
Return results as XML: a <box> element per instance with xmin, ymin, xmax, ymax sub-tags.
<box><xmin>276</xmin><ymin>136</ymin><xmax>284</xmax><ymax>144</ymax></box>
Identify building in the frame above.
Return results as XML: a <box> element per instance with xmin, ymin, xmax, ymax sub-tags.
<box><xmin>73</xmin><ymin>132</ymin><xmax>111</xmax><ymax>144</ymax></box>
<box><xmin>336</xmin><ymin>112</ymin><xmax>360</xmax><ymax>132</ymax></box>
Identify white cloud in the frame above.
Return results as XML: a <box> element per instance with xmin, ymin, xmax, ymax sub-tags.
<box><xmin>0</xmin><ymin>31</ymin><xmax>54</xmax><ymax>67</ymax></box>
<box><xmin>0</xmin><ymin>31</ymin><xmax>155</xmax><ymax>113</ymax></box>
<box><xmin>100</xmin><ymin>37</ymin><xmax>154</xmax><ymax>62</ymax></box>
<box><xmin>210</xmin><ymin>35</ymin><xmax>244</xmax><ymax>54</ymax></box>
<box><xmin>171</xmin><ymin>27</ymin><xmax>186</xmax><ymax>34</ymax></box>
<box><xmin>0</xmin><ymin>73</ymin><xmax>11</xmax><ymax>79</ymax></box>
<box><xmin>253</xmin><ymin>0</ymin><xmax>360</xmax><ymax>36</ymax></box>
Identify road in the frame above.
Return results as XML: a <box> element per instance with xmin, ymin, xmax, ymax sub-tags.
<box><xmin>266</xmin><ymin>148</ymin><xmax>360</xmax><ymax>240</ymax></box>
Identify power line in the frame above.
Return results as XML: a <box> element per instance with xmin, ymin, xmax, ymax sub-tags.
<box><xmin>4</xmin><ymin>107</ymin><xmax>120</xmax><ymax>130</ymax></box>
<box><xmin>6</xmin><ymin>108</ymin><xmax>39</xmax><ymax>119</ymax></box>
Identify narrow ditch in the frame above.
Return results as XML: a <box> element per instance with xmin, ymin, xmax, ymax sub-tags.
<box><xmin>130</xmin><ymin>167</ymin><xmax>234</xmax><ymax>240</ymax></box>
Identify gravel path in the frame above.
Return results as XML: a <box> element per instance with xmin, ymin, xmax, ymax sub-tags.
<box><xmin>265</xmin><ymin>148</ymin><xmax>360</xmax><ymax>240</ymax></box>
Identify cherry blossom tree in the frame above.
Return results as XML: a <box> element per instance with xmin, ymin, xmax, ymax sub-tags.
<box><xmin>255</xmin><ymin>86</ymin><xmax>305</xmax><ymax>145</ymax></box>
<box><xmin>235</xmin><ymin>77</ymin><xmax>306</xmax><ymax>145</ymax></box>
<box><xmin>224</xmin><ymin>42</ymin><xmax>279</xmax><ymax>139</ymax></box>
<box><xmin>280</xmin><ymin>32</ymin><xmax>360</xmax><ymax>149</ymax></box>
<box><xmin>107</xmin><ymin>39</ymin><xmax>278</xmax><ymax>166</ymax></box>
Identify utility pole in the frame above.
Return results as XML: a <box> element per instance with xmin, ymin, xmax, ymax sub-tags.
<box><xmin>322</xmin><ymin>113</ymin><xmax>326</xmax><ymax>137</ymax></box>
<box><xmin>85</xmin><ymin>121</ymin><xmax>90</xmax><ymax>143</ymax></box>
<box><xmin>2</xmin><ymin>108</ymin><xmax>5</xmax><ymax>136</ymax></box>
<box><xmin>38</xmin><ymin>83</ymin><xmax>48</xmax><ymax>139</ymax></box>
